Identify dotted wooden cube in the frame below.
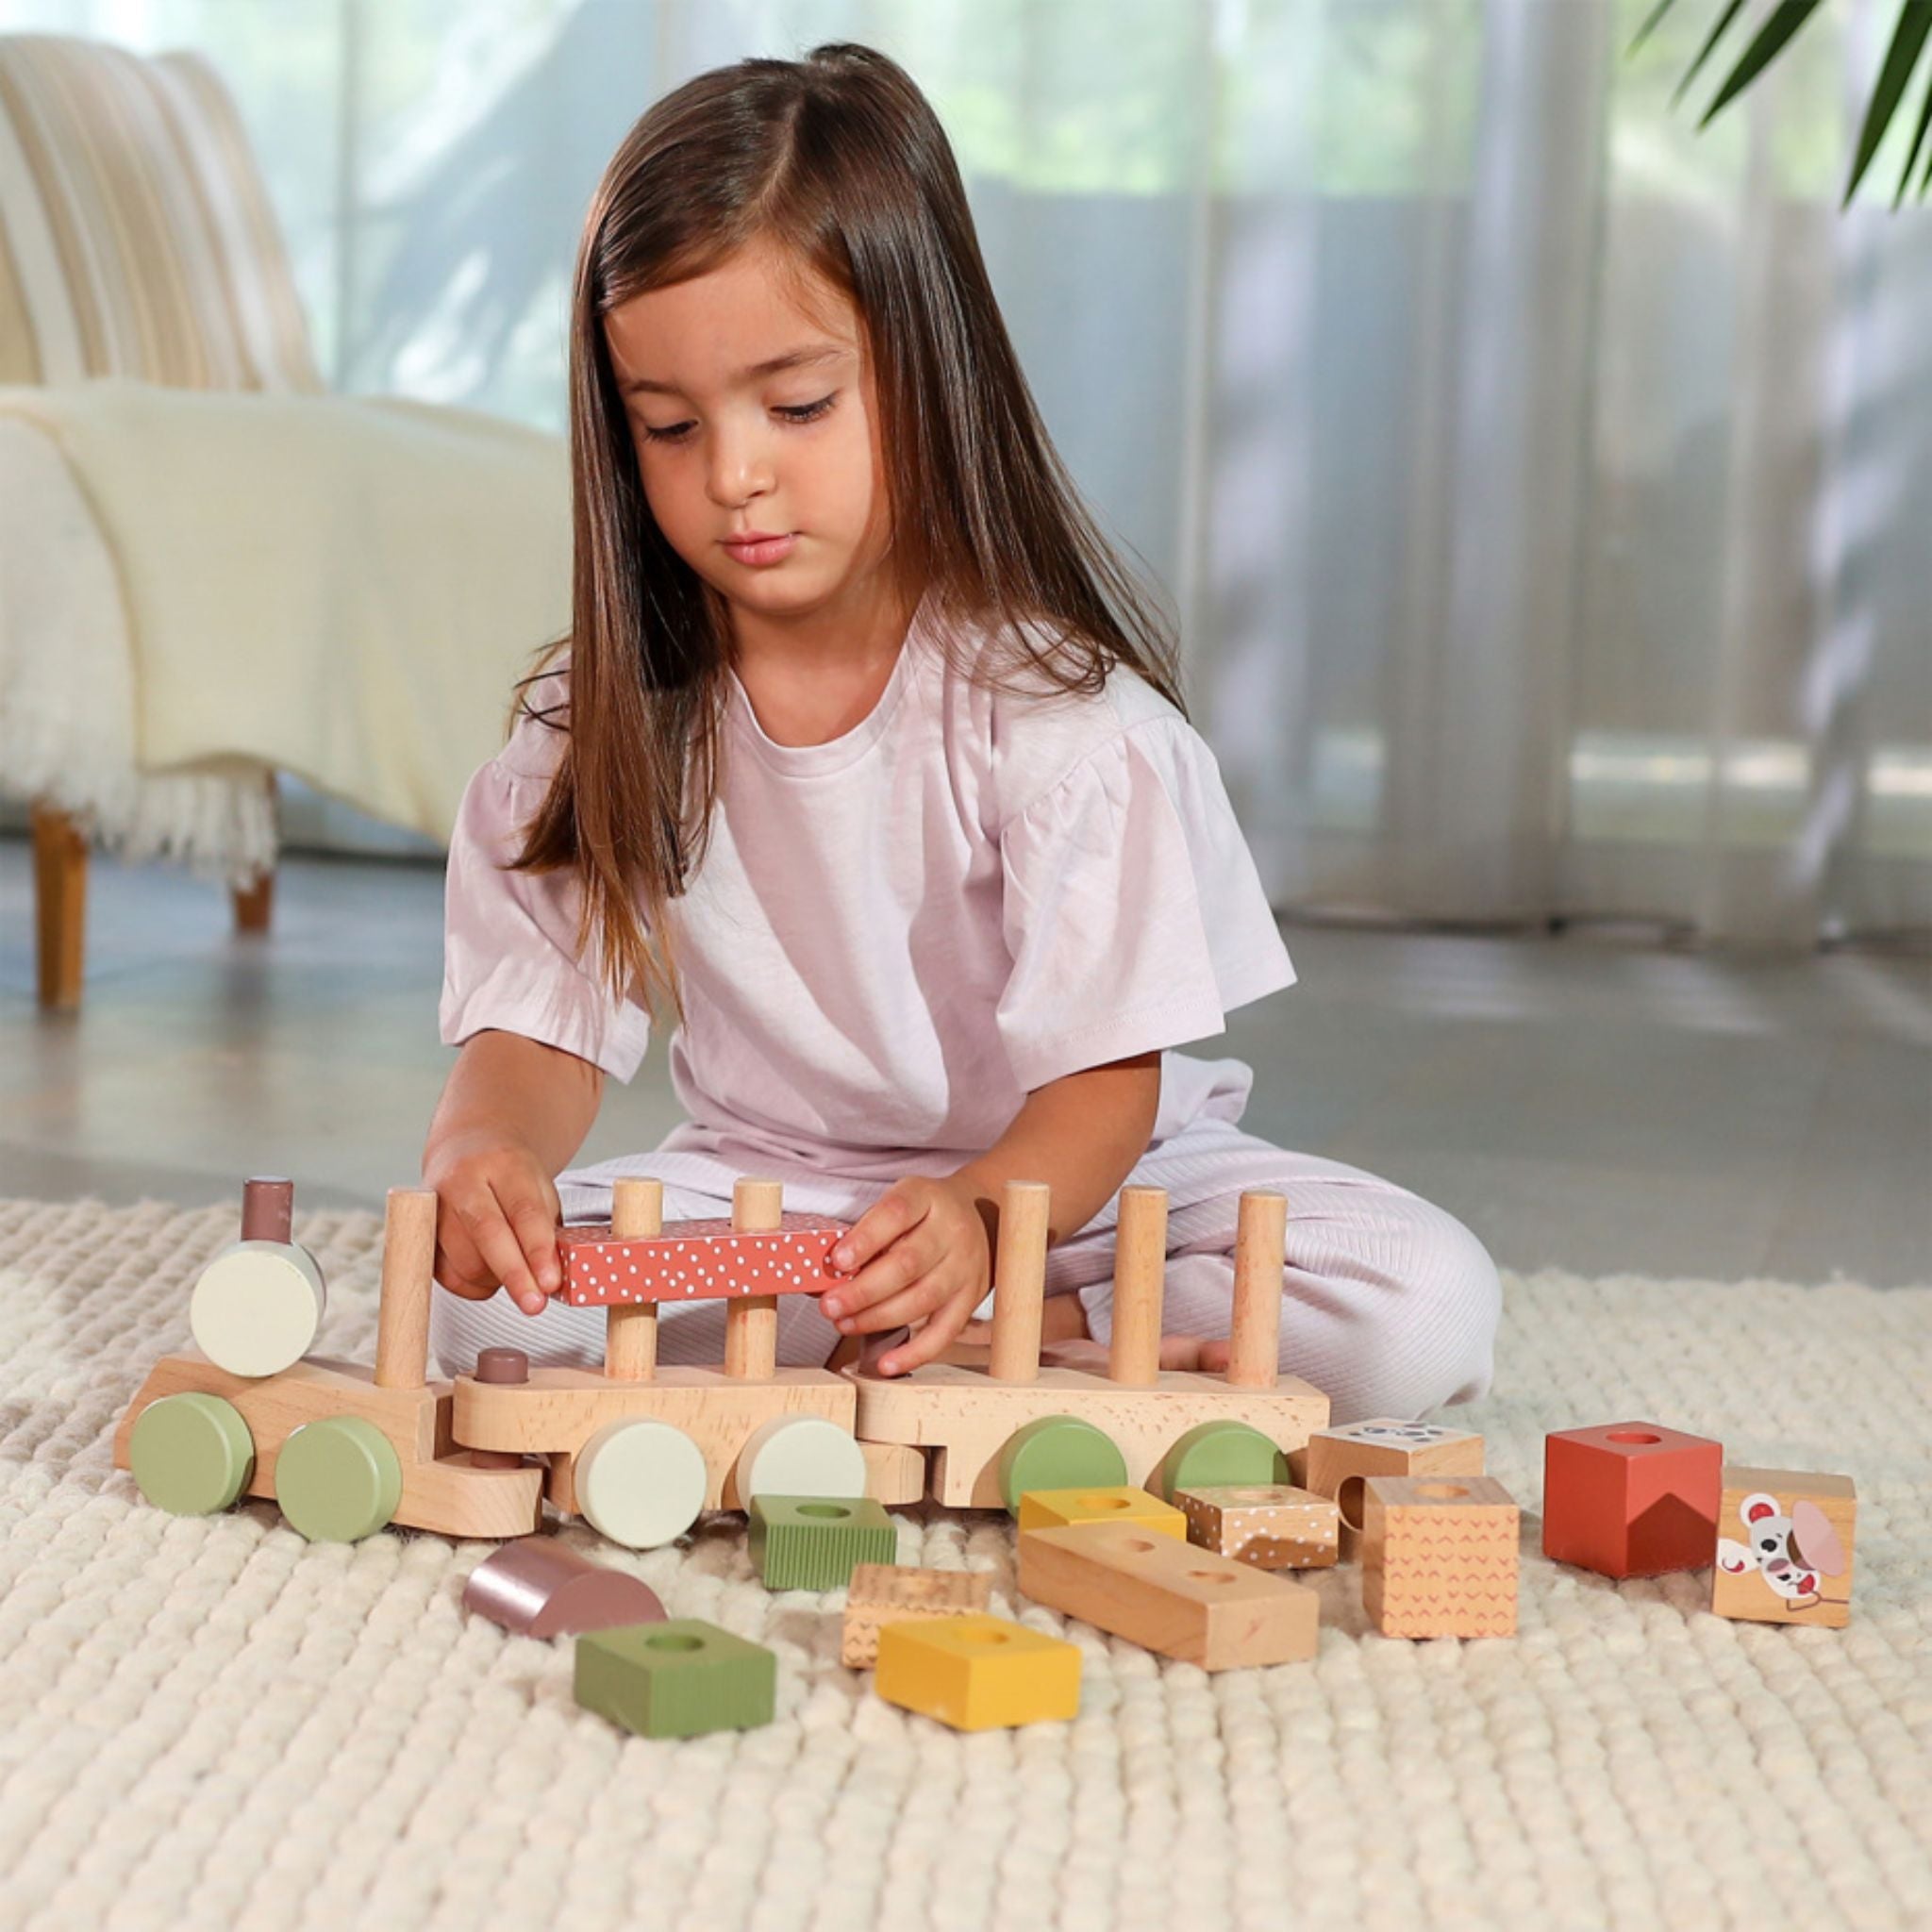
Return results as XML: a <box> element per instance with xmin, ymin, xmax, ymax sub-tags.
<box><xmin>574</xmin><ymin>1619</ymin><xmax>775</xmax><ymax>1739</ymax></box>
<box><xmin>1174</xmin><ymin>1484</ymin><xmax>1340</xmax><ymax>1569</ymax></box>
<box><xmin>841</xmin><ymin>1564</ymin><xmax>992</xmax><ymax>1668</ymax></box>
<box><xmin>874</xmin><ymin>1614</ymin><xmax>1080</xmax><ymax>1731</ymax></box>
<box><xmin>749</xmin><ymin>1495</ymin><xmax>897</xmax><ymax>1591</ymax></box>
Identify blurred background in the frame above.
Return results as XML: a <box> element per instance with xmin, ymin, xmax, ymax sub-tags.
<box><xmin>2</xmin><ymin>0</ymin><xmax>1926</xmax><ymax>1288</ymax></box>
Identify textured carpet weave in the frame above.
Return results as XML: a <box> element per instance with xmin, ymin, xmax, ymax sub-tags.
<box><xmin>0</xmin><ymin>1196</ymin><xmax>1925</xmax><ymax>1932</ymax></box>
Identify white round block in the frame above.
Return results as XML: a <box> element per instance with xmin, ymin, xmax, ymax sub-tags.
<box><xmin>189</xmin><ymin>1241</ymin><xmax>326</xmax><ymax>1378</ymax></box>
<box><xmin>575</xmin><ymin>1418</ymin><xmax>708</xmax><ymax>1550</ymax></box>
<box><xmin>734</xmin><ymin>1414</ymin><xmax>868</xmax><ymax>1507</ymax></box>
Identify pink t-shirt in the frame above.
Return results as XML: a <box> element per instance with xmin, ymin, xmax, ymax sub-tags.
<box><xmin>439</xmin><ymin>593</ymin><xmax>1296</xmax><ymax>1181</ymax></box>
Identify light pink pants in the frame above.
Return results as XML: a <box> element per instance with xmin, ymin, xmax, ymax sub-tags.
<box><xmin>428</xmin><ymin>1115</ymin><xmax>1501</xmax><ymax>1425</ymax></box>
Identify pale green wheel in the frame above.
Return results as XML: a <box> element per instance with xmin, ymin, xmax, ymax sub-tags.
<box><xmin>734</xmin><ymin>1414</ymin><xmax>868</xmax><ymax>1507</ymax></box>
<box><xmin>576</xmin><ymin>1419</ymin><xmax>708</xmax><ymax>1549</ymax></box>
<box><xmin>129</xmin><ymin>1391</ymin><xmax>255</xmax><ymax>1515</ymax></box>
<box><xmin>275</xmin><ymin>1415</ymin><xmax>403</xmax><ymax>1541</ymax></box>
<box><xmin>996</xmin><ymin>1415</ymin><xmax>1127</xmax><ymax>1516</ymax></box>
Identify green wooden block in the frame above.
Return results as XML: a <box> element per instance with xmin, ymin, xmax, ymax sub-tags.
<box><xmin>128</xmin><ymin>1391</ymin><xmax>255</xmax><ymax>1516</ymax></box>
<box><xmin>1149</xmin><ymin>1420</ymin><xmax>1288</xmax><ymax>1504</ymax></box>
<box><xmin>748</xmin><ymin>1495</ymin><xmax>896</xmax><ymax>1590</ymax></box>
<box><xmin>996</xmin><ymin>1415</ymin><xmax>1127</xmax><ymax>1515</ymax></box>
<box><xmin>275</xmin><ymin>1414</ymin><xmax>403</xmax><ymax>1542</ymax></box>
<box><xmin>575</xmin><ymin>1619</ymin><xmax>775</xmax><ymax>1739</ymax></box>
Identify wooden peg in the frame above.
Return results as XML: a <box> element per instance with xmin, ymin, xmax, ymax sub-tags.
<box><xmin>374</xmin><ymin>1187</ymin><xmax>437</xmax><ymax>1391</ymax></box>
<box><xmin>1108</xmin><ymin>1186</ymin><xmax>1167</xmax><ymax>1386</ymax></box>
<box><xmin>240</xmin><ymin>1175</ymin><xmax>294</xmax><ymax>1243</ymax></box>
<box><xmin>1225</xmin><ymin>1190</ymin><xmax>1286</xmax><ymax>1389</ymax></box>
<box><xmin>605</xmin><ymin>1177</ymin><xmax>662</xmax><ymax>1380</ymax></box>
<box><xmin>724</xmin><ymin>1178</ymin><xmax>783</xmax><ymax>1379</ymax></box>
<box><xmin>988</xmin><ymin>1180</ymin><xmax>1051</xmax><ymax>1385</ymax></box>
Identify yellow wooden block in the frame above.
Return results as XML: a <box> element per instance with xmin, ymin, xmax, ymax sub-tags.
<box><xmin>1015</xmin><ymin>1485</ymin><xmax>1188</xmax><ymax>1539</ymax></box>
<box><xmin>874</xmin><ymin>1614</ymin><xmax>1080</xmax><ymax>1730</ymax></box>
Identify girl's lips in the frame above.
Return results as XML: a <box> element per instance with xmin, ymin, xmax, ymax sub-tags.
<box><xmin>723</xmin><ymin>533</ymin><xmax>797</xmax><ymax>567</ymax></box>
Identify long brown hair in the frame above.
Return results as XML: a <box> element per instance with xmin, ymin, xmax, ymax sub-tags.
<box><xmin>508</xmin><ymin>41</ymin><xmax>1187</xmax><ymax>1027</ymax></box>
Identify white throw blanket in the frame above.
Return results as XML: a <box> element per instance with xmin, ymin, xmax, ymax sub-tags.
<box><xmin>0</xmin><ymin>378</ymin><xmax>570</xmax><ymax>880</ymax></box>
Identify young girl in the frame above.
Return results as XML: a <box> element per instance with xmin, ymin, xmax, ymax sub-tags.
<box><xmin>424</xmin><ymin>42</ymin><xmax>1500</xmax><ymax>1420</ymax></box>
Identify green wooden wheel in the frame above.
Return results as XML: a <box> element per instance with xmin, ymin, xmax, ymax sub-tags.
<box><xmin>1149</xmin><ymin>1420</ymin><xmax>1288</xmax><ymax>1504</ymax></box>
<box><xmin>996</xmin><ymin>1415</ymin><xmax>1127</xmax><ymax>1516</ymax></box>
<box><xmin>128</xmin><ymin>1391</ymin><xmax>256</xmax><ymax>1515</ymax></box>
<box><xmin>275</xmin><ymin>1415</ymin><xmax>403</xmax><ymax>1542</ymax></box>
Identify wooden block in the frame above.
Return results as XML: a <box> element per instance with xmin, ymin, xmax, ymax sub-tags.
<box><xmin>749</xmin><ymin>1495</ymin><xmax>897</xmax><ymax>1591</ymax></box>
<box><xmin>1361</xmin><ymin>1474</ymin><xmax>1519</xmax><ymax>1639</ymax></box>
<box><xmin>1174</xmin><ymin>1484</ymin><xmax>1339</xmax><ymax>1569</ymax></box>
<box><xmin>1016</xmin><ymin>1486</ymin><xmax>1187</xmax><ymax>1539</ymax></box>
<box><xmin>847</xmin><ymin>1360</ymin><xmax>1328</xmax><ymax>1509</ymax></box>
<box><xmin>1301</xmin><ymin>1418</ymin><xmax>1486</xmax><ymax>1556</ymax></box>
<box><xmin>575</xmin><ymin>1619</ymin><xmax>775</xmax><ymax>1738</ymax></box>
<box><xmin>556</xmin><ymin>1212</ymin><xmax>849</xmax><ymax>1307</ymax></box>
<box><xmin>841</xmin><ymin>1564</ymin><xmax>993</xmax><ymax>1668</ymax></box>
<box><xmin>1542</xmin><ymin>1422</ymin><xmax>1723</xmax><ymax>1577</ymax></box>
<box><xmin>1017</xmin><ymin>1521</ymin><xmax>1319</xmax><ymax>1669</ymax></box>
<box><xmin>874</xmin><ymin>1614</ymin><xmax>1080</xmax><ymax>1729</ymax></box>
<box><xmin>1713</xmin><ymin>1467</ymin><xmax>1856</xmax><ymax>1628</ymax></box>
<box><xmin>463</xmin><ymin>1537</ymin><xmax>666</xmax><ymax>1638</ymax></box>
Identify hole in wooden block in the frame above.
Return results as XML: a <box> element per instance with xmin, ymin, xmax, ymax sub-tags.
<box><xmin>1118</xmin><ymin>1538</ymin><xmax>1159</xmax><ymax>1555</ymax></box>
<box><xmin>1187</xmin><ymin>1571</ymin><xmax>1241</xmax><ymax>1587</ymax></box>
<box><xmin>1225</xmin><ymin>1488</ymin><xmax>1278</xmax><ymax>1503</ymax></box>
<box><xmin>1083</xmin><ymin>1495</ymin><xmax>1134</xmax><ymax>1510</ymax></box>
<box><xmin>646</xmin><ymin>1632</ymin><xmax>706</xmax><ymax>1653</ymax></box>
<box><xmin>966</xmin><ymin>1630</ymin><xmax>1013</xmax><ymax>1645</ymax></box>
<box><xmin>1415</xmin><ymin>1482</ymin><xmax>1472</xmax><ymax>1500</ymax></box>
<box><xmin>1338</xmin><ymin>1476</ymin><xmax>1367</xmax><ymax>1529</ymax></box>
<box><xmin>1607</xmin><ymin>1431</ymin><xmax>1663</xmax><ymax>1445</ymax></box>
<box><xmin>797</xmin><ymin>1503</ymin><xmax>851</xmax><ymax>1520</ymax></box>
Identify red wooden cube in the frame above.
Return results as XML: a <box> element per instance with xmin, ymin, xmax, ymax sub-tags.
<box><xmin>1541</xmin><ymin>1422</ymin><xmax>1722</xmax><ymax>1577</ymax></box>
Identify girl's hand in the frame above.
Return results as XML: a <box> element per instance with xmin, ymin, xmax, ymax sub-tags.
<box><xmin>820</xmin><ymin>1175</ymin><xmax>991</xmax><ymax>1376</ymax></box>
<box><xmin>422</xmin><ymin>1127</ymin><xmax>563</xmax><ymax>1317</ymax></box>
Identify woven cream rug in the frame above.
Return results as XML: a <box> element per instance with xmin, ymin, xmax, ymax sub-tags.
<box><xmin>0</xmin><ymin>1196</ymin><xmax>1925</xmax><ymax>1932</ymax></box>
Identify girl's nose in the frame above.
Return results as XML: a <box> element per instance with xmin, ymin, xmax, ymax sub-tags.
<box><xmin>707</xmin><ymin>428</ymin><xmax>774</xmax><ymax>507</ymax></box>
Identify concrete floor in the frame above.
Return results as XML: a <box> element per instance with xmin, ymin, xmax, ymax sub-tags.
<box><xmin>3</xmin><ymin>834</ymin><xmax>1928</xmax><ymax>1287</ymax></box>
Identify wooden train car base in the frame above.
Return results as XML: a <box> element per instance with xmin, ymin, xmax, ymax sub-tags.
<box><xmin>116</xmin><ymin>1172</ymin><xmax>1330</xmax><ymax>1551</ymax></box>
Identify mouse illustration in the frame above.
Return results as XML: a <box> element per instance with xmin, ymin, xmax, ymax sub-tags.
<box><xmin>1716</xmin><ymin>1491</ymin><xmax>1848</xmax><ymax>1610</ymax></box>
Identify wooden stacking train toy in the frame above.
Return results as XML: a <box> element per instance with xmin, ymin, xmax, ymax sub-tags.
<box><xmin>113</xmin><ymin>1174</ymin><xmax>1330</xmax><ymax>1549</ymax></box>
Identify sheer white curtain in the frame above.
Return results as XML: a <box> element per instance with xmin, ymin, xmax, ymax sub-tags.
<box><xmin>10</xmin><ymin>0</ymin><xmax>1928</xmax><ymax>946</ymax></box>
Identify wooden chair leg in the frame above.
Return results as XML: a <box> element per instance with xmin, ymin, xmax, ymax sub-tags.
<box><xmin>232</xmin><ymin>771</ymin><xmax>277</xmax><ymax>935</ymax></box>
<box><xmin>31</xmin><ymin>803</ymin><xmax>88</xmax><ymax>1011</ymax></box>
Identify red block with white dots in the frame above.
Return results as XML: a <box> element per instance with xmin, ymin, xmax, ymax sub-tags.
<box><xmin>1541</xmin><ymin>1421</ymin><xmax>1722</xmax><ymax>1578</ymax></box>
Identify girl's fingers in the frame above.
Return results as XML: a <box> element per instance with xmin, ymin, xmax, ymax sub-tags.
<box><xmin>503</xmin><ymin>1191</ymin><xmax>563</xmax><ymax>1295</ymax></box>
<box><xmin>822</xmin><ymin>1232</ymin><xmax>939</xmax><ymax>1322</ymax></box>
<box><xmin>836</xmin><ymin>1270</ymin><xmax>959</xmax><ymax>1338</ymax></box>
<box><xmin>434</xmin><ymin>1212</ymin><xmax>498</xmax><ymax>1300</ymax></box>
<box><xmin>460</xmin><ymin>1191</ymin><xmax>546</xmax><ymax>1315</ymax></box>
<box><xmin>876</xmin><ymin>1294</ymin><xmax>974</xmax><ymax>1376</ymax></box>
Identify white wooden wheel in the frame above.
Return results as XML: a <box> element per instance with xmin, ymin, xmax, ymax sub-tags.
<box><xmin>575</xmin><ymin>1418</ymin><xmax>708</xmax><ymax>1549</ymax></box>
<box><xmin>188</xmin><ymin>1240</ymin><xmax>326</xmax><ymax>1378</ymax></box>
<box><xmin>733</xmin><ymin>1414</ymin><xmax>868</xmax><ymax>1507</ymax></box>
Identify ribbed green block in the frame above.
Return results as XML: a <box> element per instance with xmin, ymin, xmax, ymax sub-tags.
<box><xmin>574</xmin><ymin>1619</ymin><xmax>775</xmax><ymax>1740</ymax></box>
<box><xmin>748</xmin><ymin>1495</ymin><xmax>896</xmax><ymax>1590</ymax></box>
<box><xmin>996</xmin><ymin>1415</ymin><xmax>1127</xmax><ymax>1515</ymax></box>
<box><xmin>1149</xmin><ymin>1420</ymin><xmax>1288</xmax><ymax>1504</ymax></box>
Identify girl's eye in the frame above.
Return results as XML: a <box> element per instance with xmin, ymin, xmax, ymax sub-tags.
<box><xmin>637</xmin><ymin>393</ymin><xmax>837</xmax><ymax>444</ymax></box>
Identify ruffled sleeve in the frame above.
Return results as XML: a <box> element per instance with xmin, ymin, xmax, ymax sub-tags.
<box><xmin>995</xmin><ymin>717</ymin><xmax>1294</xmax><ymax>1092</ymax></box>
<box><xmin>438</xmin><ymin>693</ymin><xmax>652</xmax><ymax>1083</ymax></box>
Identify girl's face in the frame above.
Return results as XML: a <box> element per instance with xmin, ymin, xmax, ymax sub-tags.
<box><xmin>602</xmin><ymin>239</ymin><xmax>895</xmax><ymax>641</ymax></box>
